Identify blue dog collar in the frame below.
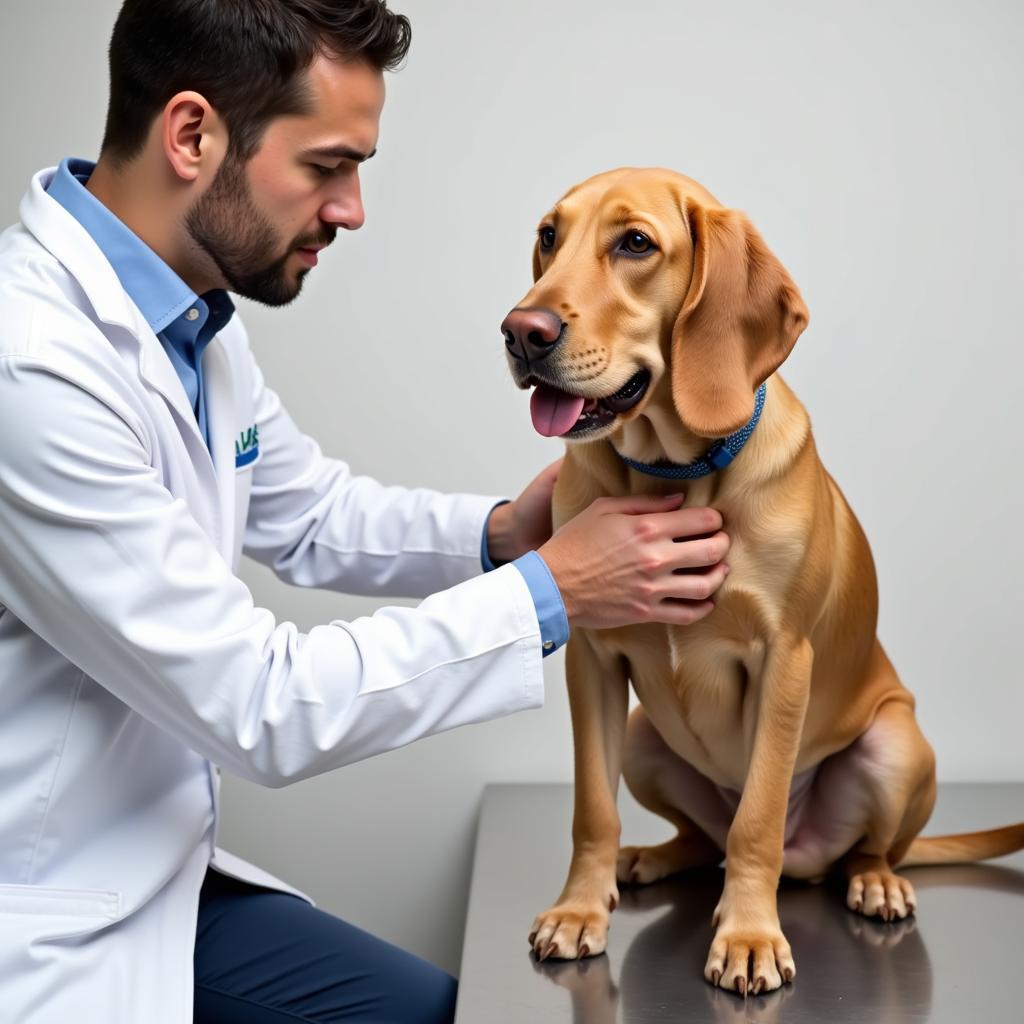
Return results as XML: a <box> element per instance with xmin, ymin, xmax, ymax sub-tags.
<box><xmin>608</xmin><ymin>382</ymin><xmax>767</xmax><ymax>479</ymax></box>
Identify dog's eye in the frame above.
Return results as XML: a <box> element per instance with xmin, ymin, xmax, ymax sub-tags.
<box><xmin>538</xmin><ymin>226</ymin><xmax>556</xmax><ymax>250</ymax></box>
<box><xmin>621</xmin><ymin>231</ymin><xmax>656</xmax><ymax>255</ymax></box>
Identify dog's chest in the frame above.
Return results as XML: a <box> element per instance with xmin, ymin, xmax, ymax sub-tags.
<box><xmin>597</xmin><ymin>518</ymin><xmax>812</xmax><ymax>787</ymax></box>
<box><xmin>607</xmin><ymin>530</ymin><xmax>799</xmax><ymax>790</ymax></box>
<box><xmin>612</xmin><ymin>616</ymin><xmax>768</xmax><ymax>790</ymax></box>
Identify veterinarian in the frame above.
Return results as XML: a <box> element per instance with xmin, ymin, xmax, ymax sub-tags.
<box><xmin>0</xmin><ymin>2</ymin><xmax>732</xmax><ymax>1021</ymax></box>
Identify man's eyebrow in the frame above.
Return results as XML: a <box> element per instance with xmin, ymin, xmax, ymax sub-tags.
<box><xmin>300</xmin><ymin>144</ymin><xmax>377</xmax><ymax>162</ymax></box>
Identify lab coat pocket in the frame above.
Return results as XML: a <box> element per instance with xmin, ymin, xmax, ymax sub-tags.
<box><xmin>0</xmin><ymin>884</ymin><xmax>124</xmax><ymax>1004</ymax></box>
<box><xmin>0</xmin><ymin>883</ymin><xmax>121</xmax><ymax>921</ymax></box>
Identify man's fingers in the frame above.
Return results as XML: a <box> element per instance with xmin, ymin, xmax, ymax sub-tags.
<box><xmin>666</xmin><ymin>531</ymin><xmax>731</xmax><ymax>570</ymax></box>
<box><xmin>651</xmin><ymin>599</ymin><xmax>717</xmax><ymax>627</ymax></box>
<box><xmin>602</xmin><ymin>492</ymin><xmax>686</xmax><ymax>516</ymax></box>
<box><xmin>660</xmin><ymin>561</ymin><xmax>729</xmax><ymax>602</ymax></box>
<box><xmin>664</xmin><ymin>505</ymin><xmax>723</xmax><ymax>538</ymax></box>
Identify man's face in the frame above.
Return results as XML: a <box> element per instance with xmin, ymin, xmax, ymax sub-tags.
<box><xmin>185</xmin><ymin>54</ymin><xmax>384</xmax><ymax>305</ymax></box>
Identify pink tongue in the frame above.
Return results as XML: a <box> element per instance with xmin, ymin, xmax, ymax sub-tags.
<box><xmin>530</xmin><ymin>384</ymin><xmax>586</xmax><ymax>437</ymax></box>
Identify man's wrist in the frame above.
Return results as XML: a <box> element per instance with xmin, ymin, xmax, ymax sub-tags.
<box><xmin>485</xmin><ymin>500</ymin><xmax>520</xmax><ymax>564</ymax></box>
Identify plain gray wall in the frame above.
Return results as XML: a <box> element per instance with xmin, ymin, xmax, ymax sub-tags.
<box><xmin>2</xmin><ymin>0</ymin><xmax>1022</xmax><ymax>975</ymax></box>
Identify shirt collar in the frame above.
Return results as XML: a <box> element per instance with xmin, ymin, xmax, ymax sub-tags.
<box><xmin>46</xmin><ymin>157</ymin><xmax>233</xmax><ymax>337</ymax></box>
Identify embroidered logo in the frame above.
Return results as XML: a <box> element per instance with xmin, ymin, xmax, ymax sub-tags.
<box><xmin>235</xmin><ymin>424</ymin><xmax>260</xmax><ymax>468</ymax></box>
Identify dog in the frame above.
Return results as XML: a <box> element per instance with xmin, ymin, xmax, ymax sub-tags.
<box><xmin>500</xmin><ymin>167</ymin><xmax>1024</xmax><ymax>995</ymax></box>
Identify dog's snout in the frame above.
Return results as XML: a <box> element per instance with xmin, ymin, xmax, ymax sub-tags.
<box><xmin>501</xmin><ymin>308</ymin><xmax>563</xmax><ymax>363</ymax></box>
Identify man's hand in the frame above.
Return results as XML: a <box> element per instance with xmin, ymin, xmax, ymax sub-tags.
<box><xmin>538</xmin><ymin>493</ymin><xmax>730</xmax><ymax>630</ymax></box>
<box><xmin>487</xmin><ymin>457</ymin><xmax>563</xmax><ymax>564</ymax></box>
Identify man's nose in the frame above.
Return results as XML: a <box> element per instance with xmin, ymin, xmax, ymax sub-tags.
<box><xmin>501</xmin><ymin>308</ymin><xmax>563</xmax><ymax>364</ymax></box>
<box><xmin>320</xmin><ymin>183</ymin><xmax>365</xmax><ymax>231</ymax></box>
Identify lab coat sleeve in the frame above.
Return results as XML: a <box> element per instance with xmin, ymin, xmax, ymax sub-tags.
<box><xmin>241</xmin><ymin>342</ymin><xmax>508</xmax><ymax>598</ymax></box>
<box><xmin>0</xmin><ymin>358</ymin><xmax>544</xmax><ymax>787</ymax></box>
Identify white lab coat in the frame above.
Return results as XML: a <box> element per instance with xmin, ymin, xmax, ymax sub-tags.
<box><xmin>0</xmin><ymin>167</ymin><xmax>545</xmax><ymax>1022</ymax></box>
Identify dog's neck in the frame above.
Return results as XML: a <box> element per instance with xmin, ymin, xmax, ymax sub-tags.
<box><xmin>609</xmin><ymin>384</ymin><xmax>767</xmax><ymax>479</ymax></box>
<box><xmin>609</xmin><ymin>374</ymin><xmax>807</xmax><ymax>485</ymax></box>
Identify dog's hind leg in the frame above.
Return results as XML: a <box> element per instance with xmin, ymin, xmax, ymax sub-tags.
<box><xmin>836</xmin><ymin>697</ymin><xmax>937</xmax><ymax>921</ymax></box>
<box><xmin>618</xmin><ymin>705</ymin><xmax>727</xmax><ymax>885</ymax></box>
<box><xmin>782</xmin><ymin>688</ymin><xmax>937</xmax><ymax>917</ymax></box>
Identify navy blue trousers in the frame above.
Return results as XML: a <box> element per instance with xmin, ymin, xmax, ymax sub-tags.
<box><xmin>193</xmin><ymin>867</ymin><xmax>458</xmax><ymax>1023</ymax></box>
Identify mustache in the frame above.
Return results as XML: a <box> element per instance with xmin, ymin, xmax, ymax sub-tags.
<box><xmin>294</xmin><ymin>229</ymin><xmax>336</xmax><ymax>250</ymax></box>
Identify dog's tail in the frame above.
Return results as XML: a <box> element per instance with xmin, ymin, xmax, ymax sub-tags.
<box><xmin>896</xmin><ymin>822</ymin><xmax>1024</xmax><ymax>868</ymax></box>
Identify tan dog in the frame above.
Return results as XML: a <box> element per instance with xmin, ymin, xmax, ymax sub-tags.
<box><xmin>501</xmin><ymin>167</ymin><xmax>1024</xmax><ymax>995</ymax></box>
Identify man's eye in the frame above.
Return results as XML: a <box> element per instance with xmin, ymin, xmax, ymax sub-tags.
<box><xmin>312</xmin><ymin>164</ymin><xmax>337</xmax><ymax>178</ymax></box>
<box><xmin>538</xmin><ymin>226</ymin><xmax>556</xmax><ymax>250</ymax></box>
<box><xmin>620</xmin><ymin>231</ymin><xmax>657</xmax><ymax>256</ymax></box>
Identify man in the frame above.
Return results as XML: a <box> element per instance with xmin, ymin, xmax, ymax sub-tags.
<box><xmin>0</xmin><ymin>1</ymin><xmax>731</xmax><ymax>1021</ymax></box>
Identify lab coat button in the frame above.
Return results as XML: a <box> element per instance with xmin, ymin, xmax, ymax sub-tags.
<box><xmin>543</xmin><ymin>640</ymin><xmax>554</xmax><ymax>651</ymax></box>
<box><xmin>186</xmin><ymin>307</ymin><xmax>199</xmax><ymax>321</ymax></box>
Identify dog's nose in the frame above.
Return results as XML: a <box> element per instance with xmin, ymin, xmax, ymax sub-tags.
<box><xmin>501</xmin><ymin>308</ymin><xmax>563</xmax><ymax>363</ymax></box>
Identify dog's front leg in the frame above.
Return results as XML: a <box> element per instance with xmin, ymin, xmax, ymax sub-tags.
<box><xmin>530</xmin><ymin>629</ymin><xmax>629</xmax><ymax>960</ymax></box>
<box><xmin>705</xmin><ymin>635</ymin><xmax>813</xmax><ymax>995</ymax></box>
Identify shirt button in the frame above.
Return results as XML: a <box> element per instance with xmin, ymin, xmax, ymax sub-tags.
<box><xmin>185</xmin><ymin>307</ymin><xmax>200</xmax><ymax>321</ymax></box>
<box><xmin>543</xmin><ymin>640</ymin><xmax>555</xmax><ymax>651</ymax></box>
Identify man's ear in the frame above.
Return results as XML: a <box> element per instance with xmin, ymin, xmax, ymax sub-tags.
<box><xmin>162</xmin><ymin>90</ymin><xmax>222</xmax><ymax>183</ymax></box>
<box><xmin>671</xmin><ymin>202</ymin><xmax>809</xmax><ymax>437</ymax></box>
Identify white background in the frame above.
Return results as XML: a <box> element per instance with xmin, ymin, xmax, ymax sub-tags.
<box><xmin>2</xmin><ymin>0</ymin><xmax>1021</xmax><ymax>974</ymax></box>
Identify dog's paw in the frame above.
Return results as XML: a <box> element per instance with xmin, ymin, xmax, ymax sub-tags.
<box><xmin>847</xmin><ymin>870</ymin><xmax>916</xmax><ymax>921</ymax></box>
<box><xmin>616</xmin><ymin>833</ymin><xmax>719</xmax><ymax>885</ymax></box>
<box><xmin>528</xmin><ymin>898</ymin><xmax>613</xmax><ymax>960</ymax></box>
<box><xmin>704</xmin><ymin>921</ymin><xmax>795</xmax><ymax>995</ymax></box>
<box><xmin>617</xmin><ymin>841</ymin><xmax>682</xmax><ymax>885</ymax></box>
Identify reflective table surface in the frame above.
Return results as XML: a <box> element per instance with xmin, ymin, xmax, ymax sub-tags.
<box><xmin>455</xmin><ymin>783</ymin><xmax>1024</xmax><ymax>1023</ymax></box>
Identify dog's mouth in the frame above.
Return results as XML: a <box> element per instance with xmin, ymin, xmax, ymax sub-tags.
<box><xmin>527</xmin><ymin>369</ymin><xmax>652</xmax><ymax>437</ymax></box>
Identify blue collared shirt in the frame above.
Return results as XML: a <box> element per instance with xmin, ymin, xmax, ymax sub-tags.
<box><xmin>47</xmin><ymin>157</ymin><xmax>568</xmax><ymax>658</ymax></box>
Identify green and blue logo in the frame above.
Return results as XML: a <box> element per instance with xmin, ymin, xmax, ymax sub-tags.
<box><xmin>235</xmin><ymin>424</ymin><xmax>260</xmax><ymax>468</ymax></box>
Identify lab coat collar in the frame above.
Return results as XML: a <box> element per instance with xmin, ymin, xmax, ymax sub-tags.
<box><xmin>19</xmin><ymin>166</ymin><xmax>230</xmax><ymax>554</ymax></box>
<box><xmin>20</xmin><ymin>169</ymin><xmax>213</xmax><ymax>444</ymax></box>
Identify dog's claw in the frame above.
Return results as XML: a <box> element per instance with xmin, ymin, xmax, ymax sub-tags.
<box><xmin>579</xmin><ymin>944</ymin><xmax>589</xmax><ymax>958</ymax></box>
<box><xmin>528</xmin><ymin>931</ymin><xmax>537</xmax><ymax>946</ymax></box>
<box><xmin>711</xmin><ymin>968</ymin><xmax>721</xmax><ymax>986</ymax></box>
<box><xmin>752</xmin><ymin>976</ymin><xmax>765</xmax><ymax>995</ymax></box>
<box><xmin>735</xmin><ymin>975</ymin><xmax>746</xmax><ymax>997</ymax></box>
<box><xmin>783</xmin><ymin>967</ymin><xmax>794</xmax><ymax>983</ymax></box>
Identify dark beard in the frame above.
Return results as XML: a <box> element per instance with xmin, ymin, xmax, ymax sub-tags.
<box><xmin>185</xmin><ymin>154</ymin><xmax>318</xmax><ymax>307</ymax></box>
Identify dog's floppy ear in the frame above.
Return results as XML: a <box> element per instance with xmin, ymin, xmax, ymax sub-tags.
<box><xmin>671</xmin><ymin>202</ymin><xmax>809</xmax><ymax>437</ymax></box>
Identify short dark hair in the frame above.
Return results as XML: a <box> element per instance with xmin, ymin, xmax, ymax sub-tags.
<box><xmin>100</xmin><ymin>0</ymin><xmax>410</xmax><ymax>167</ymax></box>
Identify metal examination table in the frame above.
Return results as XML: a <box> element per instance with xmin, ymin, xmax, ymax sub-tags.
<box><xmin>455</xmin><ymin>783</ymin><xmax>1024</xmax><ymax>1023</ymax></box>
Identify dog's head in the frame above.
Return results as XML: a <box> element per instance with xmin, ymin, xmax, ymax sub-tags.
<box><xmin>502</xmin><ymin>168</ymin><xmax>809</xmax><ymax>440</ymax></box>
